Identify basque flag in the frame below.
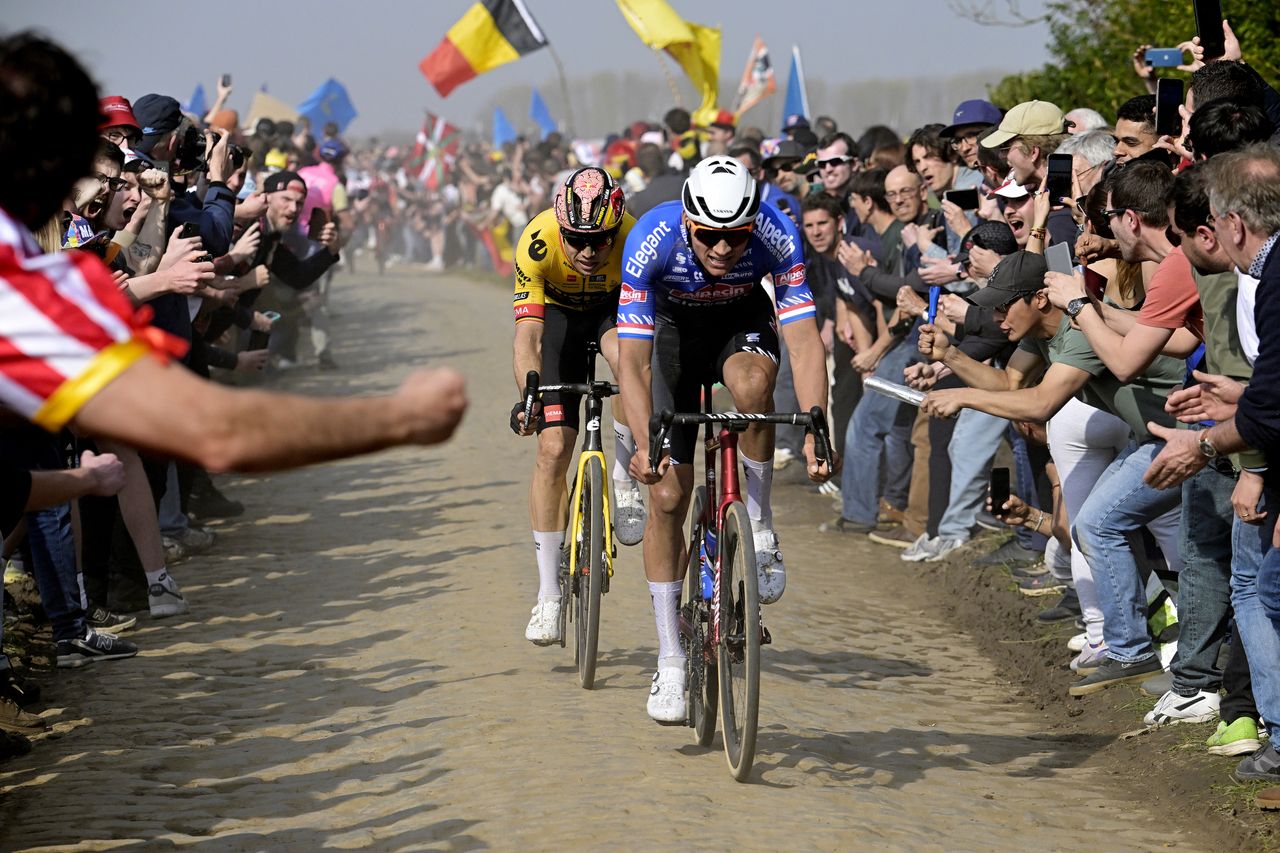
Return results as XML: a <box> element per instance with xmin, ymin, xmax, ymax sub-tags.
<box><xmin>419</xmin><ymin>0</ymin><xmax>548</xmax><ymax>98</ymax></box>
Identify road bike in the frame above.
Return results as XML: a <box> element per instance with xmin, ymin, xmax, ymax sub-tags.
<box><xmin>648</xmin><ymin>393</ymin><xmax>832</xmax><ymax>781</ymax></box>
<box><xmin>520</xmin><ymin>341</ymin><xmax>617</xmax><ymax>690</ymax></box>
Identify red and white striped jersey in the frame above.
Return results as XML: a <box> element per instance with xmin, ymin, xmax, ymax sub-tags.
<box><xmin>0</xmin><ymin>206</ymin><xmax>179</xmax><ymax>431</ymax></box>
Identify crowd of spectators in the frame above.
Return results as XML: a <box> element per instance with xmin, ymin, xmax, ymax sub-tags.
<box><xmin>2</xmin><ymin>18</ymin><xmax>1280</xmax><ymax>814</ymax></box>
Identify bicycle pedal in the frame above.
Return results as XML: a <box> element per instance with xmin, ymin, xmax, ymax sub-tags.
<box><xmin>760</xmin><ymin>626</ymin><xmax>772</xmax><ymax>646</ymax></box>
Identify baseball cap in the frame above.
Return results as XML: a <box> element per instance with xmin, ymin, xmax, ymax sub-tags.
<box><xmin>263</xmin><ymin>149</ymin><xmax>289</xmax><ymax>173</ymax></box>
<box><xmin>710</xmin><ymin>109</ymin><xmax>736</xmax><ymax>131</ymax></box>
<box><xmin>940</xmin><ymin>99</ymin><xmax>1003</xmax><ymax>138</ymax></box>
<box><xmin>969</xmin><ymin>251</ymin><xmax>1048</xmax><ymax>309</ymax></box>
<box><xmin>263</xmin><ymin>170</ymin><xmax>307</xmax><ymax>193</ymax></box>
<box><xmin>99</xmin><ymin>96</ymin><xmax>141</xmax><ymax>132</ymax></box>
<box><xmin>956</xmin><ymin>220</ymin><xmax>1017</xmax><ymax>268</ymax></box>
<box><xmin>132</xmin><ymin>94</ymin><xmax>184</xmax><ymax>153</ymax></box>
<box><xmin>782</xmin><ymin>114</ymin><xmax>810</xmax><ymax>133</ymax></box>
<box><xmin>981</xmin><ymin>100</ymin><xmax>1066</xmax><ymax>149</ymax></box>
<box><xmin>318</xmin><ymin>139</ymin><xmax>348</xmax><ymax>162</ymax></box>
<box><xmin>121</xmin><ymin>147</ymin><xmax>154</xmax><ymax>173</ymax></box>
<box><xmin>992</xmin><ymin>170</ymin><xmax>1030</xmax><ymax>199</ymax></box>
<box><xmin>761</xmin><ymin>138</ymin><xmax>806</xmax><ymax>166</ymax></box>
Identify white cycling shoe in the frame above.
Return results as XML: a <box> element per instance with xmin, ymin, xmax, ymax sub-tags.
<box><xmin>753</xmin><ymin>527</ymin><xmax>786</xmax><ymax>604</ymax></box>
<box><xmin>646</xmin><ymin>666</ymin><xmax>687</xmax><ymax>724</ymax></box>
<box><xmin>524</xmin><ymin>598</ymin><xmax>561</xmax><ymax>646</ymax></box>
<box><xmin>613</xmin><ymin>481</ymin><xmax>647</xmax><ymax>546</ymax></box>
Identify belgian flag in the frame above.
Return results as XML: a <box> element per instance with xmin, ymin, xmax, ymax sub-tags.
<box><xmin>420</xmin><ymin>0</ymin><xmax>548</xmax><ymax>98</ymax></box>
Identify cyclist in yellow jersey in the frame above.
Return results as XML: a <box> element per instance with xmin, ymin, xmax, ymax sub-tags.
<box><xmin>511</xmin><ymin>167</ymin><xmax>645</xmax><ymax>646</ymax></box>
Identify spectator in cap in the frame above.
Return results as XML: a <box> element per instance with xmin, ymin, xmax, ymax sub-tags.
<box><xmin>706</xmin><ymin>109</ymin><xmax>736</xmax><ymax>156</ymax></box>
<box><xmin>782</xmin><ymin>113</ymin><xmax>810</xmax><ymax>139</ymax></box>
<box><xmin>981</xmin><ymin>100</ymin><xmax>1069</xmax><ymax>187</ymax></box>
<box><xmin>295</xmin><ymin>139</ymin><xmax>353</xmax><ymax>369</ymax></box>
<box><xmin>956</xmin><ymin>220</ymin><xmax>1017</xmax><ymax>282</ymax></box>
<box><xmin>761</xmin><ymin>138</ymin><xmax>807</xmax><ymax>222</ymax></box>
<box><xmin>939</xmin><ymin>99</ymin><xmax>1003</xmax><ymax>171</ymax></box>
<box><xmin>99</xmin><ymin>96</ymin><xmax>142</xmax><ymax>150</ymax></box>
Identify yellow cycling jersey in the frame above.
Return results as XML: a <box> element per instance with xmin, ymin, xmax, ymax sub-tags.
<box><xmin>513</xmin><ymin>208</ymin><xmax>636</xmax><ymax>322</ymax></box>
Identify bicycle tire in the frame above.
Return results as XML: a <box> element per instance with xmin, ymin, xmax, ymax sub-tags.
<box><xmin>684</xmin><ymin>486</ymin><xmax>717</xmax><ymax>746</ymax></box>
<box><xmin>718</xmin><ymin>501</ymin><xmax>760</xmax><ymax>781</ymax></box>
<box><xmin>575</xmin><ymin>457</ymin><xmax>605</xmax><ymax>689</ymax></box>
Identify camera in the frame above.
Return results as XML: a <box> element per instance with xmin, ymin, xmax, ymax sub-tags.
<box><xmin>173</xmin><ymin>126</ymin><xmax>246</xmax><ymax>173</ymax></box>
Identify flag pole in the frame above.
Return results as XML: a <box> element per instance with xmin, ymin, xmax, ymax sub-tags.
<box><xmin>545</xmin><ymin>44</ymin><xmax>577</xmax><ymax>136</ymax></box>
<box><xmin>654</xmin><ymin>52</ymin><xmax>684</xmax><ymax>109</ymax></box>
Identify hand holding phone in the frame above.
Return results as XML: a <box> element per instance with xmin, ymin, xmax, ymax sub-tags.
<box><xmin>307</xmin><ymin>208</ymin><xmax>329</xmax><ymax>241</ymax></box>
<box><xmin>1156</xmin><ymin>78</ymin><xmax>1185</xmax><ymax>138</ymax></box>
<box><xmin>943</xmin><ymin>188</ymin><xmax>980</xmax><ymax>211</ymax></box>
<box><xmin>989</xmin><ymin>468</ymin><xmax>1011</xmax><ymax>517</ymax></box>
<box><xmin>1194</xmin><ymin>0</ymin><xmax>1225</xmax><ymax>61</ymax></box>
<box><xmin>1046</xmin><ymin>153</ymin><xmax>1073</xmax><ymax>205</ymax></box>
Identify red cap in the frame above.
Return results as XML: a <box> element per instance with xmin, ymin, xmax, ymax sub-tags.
<box><xmin>711</xmin><ymin>109</ymin><xmax>736</xmax><ymax>130</ymax></box>
<box><xmin>99</xmin><ymin>96</ymin><xmax>141</xmax><ymax>132</ymax></box>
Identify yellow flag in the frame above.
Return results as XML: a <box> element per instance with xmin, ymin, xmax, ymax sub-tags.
<box><xmin>616</xmin><ymin>0</ymin><xmax>720</xmax><ymax>123</ymax></box>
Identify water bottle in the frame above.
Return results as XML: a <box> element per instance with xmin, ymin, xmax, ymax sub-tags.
<box><xmin>700</xmin><ymin>530</ymin><xmax>717</xmax><ymax>600</ymax></box>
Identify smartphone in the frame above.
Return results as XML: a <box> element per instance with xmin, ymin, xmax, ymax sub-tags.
<box><xmin>989</xmin><ymin>468</ymin><xmax>1011</xmax><ymax>517</ymax></box>
<box><xmin>943</xmin><ymin>188</ymin><xmax>980</xmax><ymax>210</ymax></box>
<box><xmin>1144</xmin><ymin>48</ymin><xmax>1184</xmax><ymax>68</ymax></box>
<box><xmin>1045</xmin><ymin>241</ymin><xmax>1074</xmax><ymax>275</ymax></box>
<box><xmin>307</xmin><ymin>208</ymin><xmax>329</xmax><ymax>241</ymax></box>
<box><xmin>1083</xmin><ymin>267</ymin><xmax>1108</xmax><ymax>301</ymax></box>
<box><xmin>1156</xmin><ymin>78</ymin><xmax>1185</xmax><ymax>138</ymax></box>
<box><xmin>179</xmin><ymin>222</ymin><xmax>200</xmax><ymax>241</ymax></box>
<box><xmin>1046</xmin><ymin>153</ymin><xmax>1073</xmax><ymax>204</ymax></box>
<box><xmin>1194</xmin><ymin>0</ymin><xmax>1225</xmax><ymax>61</ymax></box>
<box><xmin>247</xmin><ymin>310</ymin><xmax>280</xmax><ymax>351</ymax></box>
<box><xmin>220</xmin><ymin>73</ymin><xmax>232</xmax><ymax>88</ymax></box>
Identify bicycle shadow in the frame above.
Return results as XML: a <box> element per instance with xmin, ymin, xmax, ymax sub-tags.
<box><xmin>748</xmin><ymin>725</ymin><xmax>1113</xmax><ymax>789</ymax></box>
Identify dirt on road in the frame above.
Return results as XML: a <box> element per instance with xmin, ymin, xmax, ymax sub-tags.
<box><xmin>0</xmin><ymin>266</ymin><xmax>1239</xmax><ymax>851</ymax></box>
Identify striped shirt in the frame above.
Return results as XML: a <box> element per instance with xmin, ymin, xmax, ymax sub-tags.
<box><xmin>0</xmin><ymin>206</ymin><xmax>183</xmax><ymax>431</ymax></box>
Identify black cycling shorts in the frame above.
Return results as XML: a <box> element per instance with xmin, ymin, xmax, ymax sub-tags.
<box><xmin>538</xmin><ymin>300</ymin><xmax>618</xmax><ymax>433</ymax></box>
<box><xmin>652</xmin><ymin>288</ymin><xmax>780</xmax><ymax>463</ymax></box>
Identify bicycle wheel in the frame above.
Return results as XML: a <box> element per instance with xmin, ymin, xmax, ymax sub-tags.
<box><xmin>684</xmin><ymin>486</ymin><xmax>717</xmax><ymax>746</ymax></box>
<box><xmin>718</xmin><ymin>501</ymin><xmax>760</xmax><ymax>781</ymax></box>
<box><xmin>575</xmin><ymin>457</ymin><xmax>605</xmax><ymax>689</ymax></box>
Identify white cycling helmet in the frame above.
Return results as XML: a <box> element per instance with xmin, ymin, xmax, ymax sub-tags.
<box><xmin>681</xmin><ymin>156</ymin><xmax>762</xmax><ymax>229</ymax></box>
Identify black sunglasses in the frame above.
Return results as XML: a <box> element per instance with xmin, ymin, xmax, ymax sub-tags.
<box><xmin>561</xmin><ymin>228</ymin><xmax>616</xmax><ymax>251</ymax></box>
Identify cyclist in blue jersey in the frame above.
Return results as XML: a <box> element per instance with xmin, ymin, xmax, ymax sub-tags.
<box><xmin>615</xmin><ymin>156</ymin><xmax>836</xmax><ymax>723</ymax></box>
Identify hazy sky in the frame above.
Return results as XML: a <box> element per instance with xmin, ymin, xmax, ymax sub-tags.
<box><xmin>7</xmin><ymin>0</ymin><xmax>1052</xmax><ymax>136</ymax></box>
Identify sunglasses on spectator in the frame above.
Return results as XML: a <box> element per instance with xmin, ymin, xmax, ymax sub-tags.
<box><xmin>560</xmin><ymin>228</ymin><xmax>616</xmax><ymax>251</ymax></box>
<box><xmin>1100</xmin><ymin>207</ymin><xmax>1129</xmax><ymax>220</ymax></box>
<box><xmin>688</xmin><ymin>221</ymin><xmax>754</xmax><ymax>249</ymax></box>
<box><xmin>816</xmin><ymin>155</ymin><xmax>853</xmax><ymax>169</ymax></box>
<box><xmin>95</xmin><ymin>173</ymin><xmax>128</xmax><ymax>193</ymax></box>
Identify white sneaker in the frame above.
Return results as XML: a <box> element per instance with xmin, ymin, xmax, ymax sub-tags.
<box><xmin>752</xmin><ymin>527</ymin><xmax>786</xmax><ymax>604</ymax></box>
<box><xmin>900</xmin><ymin>533</ymin><xmax>936</xmax><ymax>562</ymax></box>
<box><xmin>524</xmin><ymin>598</ymin><xmax>561</xmax><ymax>646</ymax></box>
<box><xmin>817</xmin><ymin>480</ymin><xmax>840</xmax><ymax>497</ymax></box>
<box><xmin>923</xmin><ymin>536</ymin><xmax>968</xmax><ymax>563</ymax></box>
<box><xmin>613</xmin><ymin>481</ymin><xmax>647</xmax><ymax>547</ymax></box>
<box><xmin>1067</xmin><ymin>632</ymin><xmax>1088</xmax><ymax>653</ymax></box>
<box><xmin>1143</xmin><ymin>688</ymin><xmax>1221</xmax><ymax>727</ymax></box>
<box><xmin>148</xmin><ymin>572</ymin><xmax>189</xmax><ymax>618</ymax></box>
<box><xmin>773</xmin><ymin>447</ymin><xmax>796</xmax><ymax>470</ymax></box>
<box><xmin>646</xmin><ymin>666</ymin><xmax>687</xmax><ymax>723</ymax></box>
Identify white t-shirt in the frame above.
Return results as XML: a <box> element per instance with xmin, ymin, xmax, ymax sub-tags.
<box><xmin>490</xmin><ymin>182</ymin><xmax>529</xmax><ymax>233</ymax></box>
<box><xmin>1237</xmin><ymin>271</ymin><xmax>1259</xmax><ymax>365</ymax></box>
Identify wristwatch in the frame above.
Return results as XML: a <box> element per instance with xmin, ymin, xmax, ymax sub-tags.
<box><xmin>1065</xmin><ymin>297</ymin><xmax>1090</xmax><ymax>318</ymax></box>
<box><xmin>1198</xmin><ymin>430</ymin><xmax>1220</xmax><ymax>459</ymax></box>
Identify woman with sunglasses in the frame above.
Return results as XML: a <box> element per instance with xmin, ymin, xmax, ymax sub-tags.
<box><xmin>613</xmin><ymin>155</ymin><xmax>836</xmax><ymax>724</ymax></box>
<box><xmin>510</xmin><ymin>166</ymin><xmax>645</xmax><ymax>648</ymax></box>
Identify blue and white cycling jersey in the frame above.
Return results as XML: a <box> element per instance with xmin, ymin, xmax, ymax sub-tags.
<box><xmin>615</xmin><ymin>200</ymin><xmax>815</xmax><ymax>341</ymax></box>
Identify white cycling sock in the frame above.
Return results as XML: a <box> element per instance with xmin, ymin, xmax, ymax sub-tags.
<box><xmin>649</xmin><ymin>580</ymin><xmax>684</xmax><ymax>666</ymax></box>
<box><xmin>533</xmin><ymin>531</ymin><xmax>564</xmax><ymax>600</ymax></box>
<box><xmin>741</xmin><ymin>453</ymin><xmax>774</xmax><ymax>529</ymax></box>
<box><xmin>613</xmin><ymin>422</ymin><xmax>635</xmax><ymax>484</ymax></box>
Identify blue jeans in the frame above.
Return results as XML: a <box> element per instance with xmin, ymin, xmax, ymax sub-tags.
<box><xmin>773</xmin><ymin>336</ymin><xmax>803</xmax><ymax>457</ymax></box>
<box><xmin>25</xmin><ymin>503</ymin><xmax>85</xmax><ymax>643</ymax></box>
<box><xmin>1170</xmin><ymin>464</ymin><xmax>1236</xmax><ymax>693</ymax></box>
<box><xmin>1010</xmin><ymin>427</ymin><xmax>1048</xmax><ymax>552</ymax></box>
<box><xmin>1231</xmin><ymin>501</ymin><xmax>1280</xmax><ymax>740</ymax></box>
<box><xmin>937</xmin><ymin>408</ymin><xmax>1006</xmax><ymax>540</ymax></box>
<box><xmin>1073</xmin><ymin>441</ymin><xmax>1182</xmax><ymax>663</ymax></box>
<box><xmin>840</xmin><ymin>340</ymin><xmax>915</xmax><ymax>524</ymax></box>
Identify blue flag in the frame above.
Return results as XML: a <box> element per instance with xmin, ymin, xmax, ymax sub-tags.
<box><xmin>298</xmin><ymin>78</ymin><xmax>358</xmax><ymax>133</ymax></box>
<box><xmin>781</xmin><ymin>45</ymin><xmax>809</xmax><ymax>130</ymax></box>
<box><xmin>185</xmin><ymin>83</ymin><xmax>208</xmax><ymax>118</ymax></box>
<box><xmin>529</xmin><ymin>88</ymin><xmax>556</xmax><ymax>138</ymax></box>
<box><xmin>493</xmin><ymin>106</ymin><xmax>517</xmax><ymax>148</ymax></box>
